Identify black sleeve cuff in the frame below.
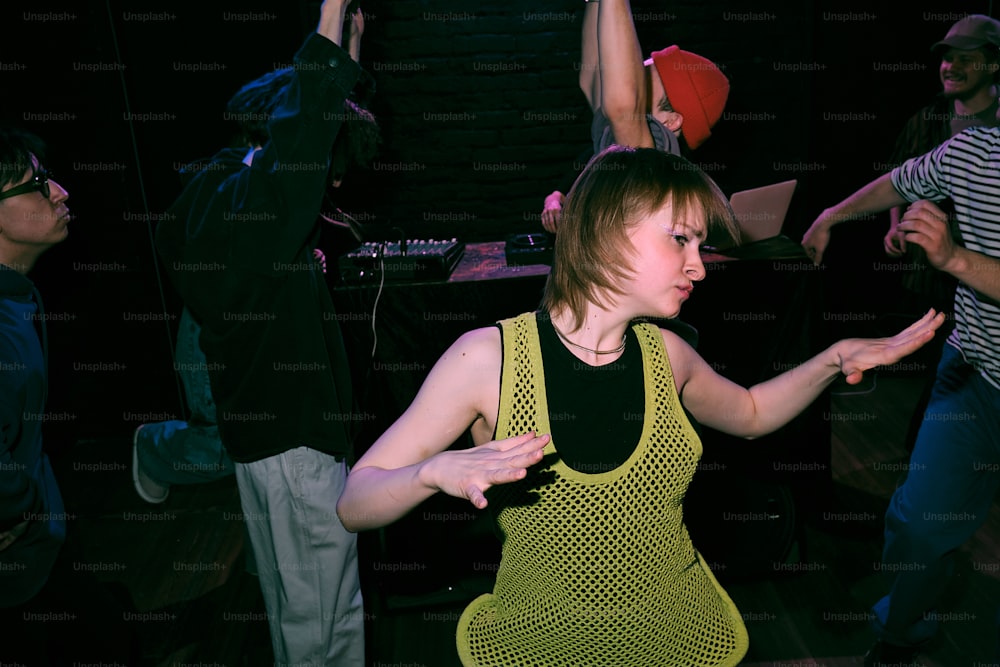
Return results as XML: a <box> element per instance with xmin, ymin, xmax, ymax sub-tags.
<box><xmin>294</xmin><ymin>32</ymin><xmax>363</xmax><ymax>96</ymax></box>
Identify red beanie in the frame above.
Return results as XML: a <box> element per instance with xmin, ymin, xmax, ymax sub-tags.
<box><xmin>650</xmin><ymin>45</ymin><xmax>729</xmax><ymax>150</ymax></box>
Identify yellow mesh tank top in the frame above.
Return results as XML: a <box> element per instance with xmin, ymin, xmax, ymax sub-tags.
<box><xmin>456</xmin><ymin>312</ymin><xmax>749</xmax><ymax>666</ymax></box>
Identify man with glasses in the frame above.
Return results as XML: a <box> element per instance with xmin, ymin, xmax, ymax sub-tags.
<box><xmin>0</xmin><ymin>157</ymin><xmax>68</xmax><ymax>261</ymax></box>
<box><xmin>0</xmin><ymin>126</ymin><xmax>135</xmax><ymax>664</ymax></box>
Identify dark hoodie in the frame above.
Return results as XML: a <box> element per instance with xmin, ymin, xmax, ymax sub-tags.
<box><xmin>0</xmin><ymin>263</ymin><xmax>66</xmax><ymax>607</ymax></box>
<box><xmin>155</xmin><ymin>33</ymin><xmax>361</xmax><ymax>463</ymax></box>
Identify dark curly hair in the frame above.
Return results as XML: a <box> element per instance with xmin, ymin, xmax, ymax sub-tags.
<box><xmin>332</xmin><ymin>98</ymin><xmax>381</xmax><ymax>173</ymax></box>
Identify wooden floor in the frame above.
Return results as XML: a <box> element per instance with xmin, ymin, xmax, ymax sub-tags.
<box><xmin>52</xmin><ymin>366</ymin><xmax>999</xmax><ymax>666</ymax></box>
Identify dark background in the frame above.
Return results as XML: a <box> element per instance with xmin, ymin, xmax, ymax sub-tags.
<box><xmin>0</xmin><ymin>0</ymin><xmax>993</xmax><ymax>446</ymax></box>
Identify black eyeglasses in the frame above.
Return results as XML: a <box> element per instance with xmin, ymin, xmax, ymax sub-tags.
<box><xmin>0</xmin><ymin>167</ymin><xmax>51</xmax><ymax>202</ymax></box>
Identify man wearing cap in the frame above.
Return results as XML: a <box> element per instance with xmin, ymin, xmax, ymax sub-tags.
<box><xmin>882</xmin><ymin>14</ymin><xmax>1000</xmax><ymax>293</ymax></box>
<box><xmin>880</xmin><ymin>13</ymin><xmax>1000</xmax><ymax>488</ymax></box>
<box><xmin>804</xmin><ymin>14</ymin><xmax>1000</xmax><ymax>268</ymax></box>
<box><xmin>540</xmin><ymin>0</ymin><xmax>729</xmax><ymax>232</ymax></box>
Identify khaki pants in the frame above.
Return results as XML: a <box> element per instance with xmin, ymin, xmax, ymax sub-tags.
<box><xmin>236</xmin><ymin>448</ymin><xmax>365</xmax><ymax>666</ymax></box>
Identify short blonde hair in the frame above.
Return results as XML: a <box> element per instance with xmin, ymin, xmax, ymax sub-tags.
<box><xmin>542</xmin><ymin>146</ymin><xmax>738</xmax><ymax>329</ymax></box>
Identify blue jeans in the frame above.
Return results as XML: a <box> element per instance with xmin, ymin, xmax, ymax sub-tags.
<box><xmin>135</xmin><ymin>307</ymin><xmax>234</xmax><ymax>485</ymax></box>
<box><xmin>872</xmin><ymin>344</ymin><xmax>1000</xmax><ymax>647</ymax></box>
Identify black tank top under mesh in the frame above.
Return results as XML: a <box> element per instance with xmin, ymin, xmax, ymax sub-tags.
<box><xmin>534</xmin><ymin>311</ymin><xmax>644</xmax><ymax>473</ymax></box>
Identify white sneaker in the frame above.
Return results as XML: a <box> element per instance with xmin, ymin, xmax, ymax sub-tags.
<box><xmin>132</xmin><ymin>425</ymin><xmax>169</xmax><ymax>504</ymax></box>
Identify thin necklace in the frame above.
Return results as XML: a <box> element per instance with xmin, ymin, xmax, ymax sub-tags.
<box><xmin>551</xmin><ymin>320</ymin><xmax>626</xmax><ymax>355</ymax></box>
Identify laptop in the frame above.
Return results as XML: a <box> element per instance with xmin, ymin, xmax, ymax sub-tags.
<box><xmin>725</xmin><ymin>179</ymin><xmax>798</xmax><ymax>246</ymax></box>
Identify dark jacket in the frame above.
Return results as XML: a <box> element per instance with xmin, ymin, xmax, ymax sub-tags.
<box><xmin>0</xmin><ymin>264</ymin><xmax>66</xmax><ymax>607</ymax></box>
<box><xmin>155</xmin><ymin>33</ymin><xmax>362</xmax><ymax>463</ymax></box>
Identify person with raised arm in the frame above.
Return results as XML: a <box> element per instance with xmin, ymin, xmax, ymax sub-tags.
<box><xmin>154</xmin><ymin>1</ymin><xmax>375</xmax><ymax>662</ymax></box>
<box><xmin>541</xmin><ymin>0</ymin><xmax>729</xmax><ymax>233</ymax></box>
